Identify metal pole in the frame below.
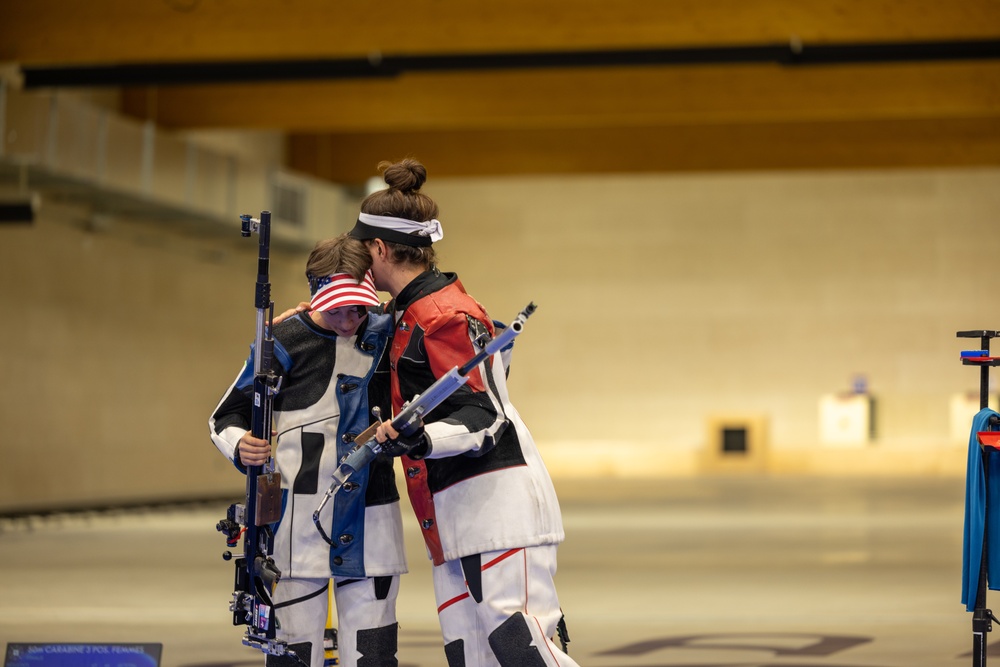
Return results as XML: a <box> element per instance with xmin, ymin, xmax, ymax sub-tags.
<box><xmin>973</xmin><ymin>333</ymin><xmax>994</xmax><ymax>667</ymax></box>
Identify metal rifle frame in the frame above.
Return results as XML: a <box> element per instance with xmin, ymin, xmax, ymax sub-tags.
<box><xmin>312</xmin><ymin>302</ymin><xmax>538</xmax><ymax>544</ymax></box>
<box><xmin>959</xmin><ymin>329</ymin><xmax>1000</xmax><ymax>667</ymax></box>
<box><xmin>216</xmin><ymin>211</ymin><xmax>303</xmax><ymax>664</ymax></box>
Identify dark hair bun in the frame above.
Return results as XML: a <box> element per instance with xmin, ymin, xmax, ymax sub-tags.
<box><xmin>379</xmin><ymin>158</ymin><xmax>426</xmax><ymax>194</ymax></box>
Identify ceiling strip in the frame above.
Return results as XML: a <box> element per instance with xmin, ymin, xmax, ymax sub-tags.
<box><xmin>22</xmin><ymin>38</ymin><xmax>1000</xmax><ymax>88</ymax></box>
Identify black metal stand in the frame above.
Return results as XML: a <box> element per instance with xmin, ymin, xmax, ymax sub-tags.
<box><xmin>958</xmin><ymin>330</ymin><xmax>1000</xmax><ymax>667</ymax></box>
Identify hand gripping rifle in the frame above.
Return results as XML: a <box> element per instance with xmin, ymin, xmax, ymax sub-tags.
<box><xmin>216</xmin><ymin>211</ymin><xmax>302</xmax><ymax>664</ymax></box>
<box><xmin>313</xmin><ymin>302</ymin><xmax>537</xmax><ymax>544</ymax></box>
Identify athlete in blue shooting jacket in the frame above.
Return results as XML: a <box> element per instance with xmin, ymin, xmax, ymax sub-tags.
<box><xmin>210</xmin><ymin>235</ymin><xmax>406</xmax><ymax>666</ymax></box>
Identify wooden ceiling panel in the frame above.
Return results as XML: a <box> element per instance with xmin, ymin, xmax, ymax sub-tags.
<box><xmin>121</xmin><ymin>60</ymin><xmax>1000</xmax><ymax>132</ymax></box>
<box><xmin>2</xmin><ymin>0</ymin><xmax>999</xmax><ymax>64</ymax></box>
<box><xmin>288</xmin><ymin>116</ymin><xmax>1000</xmax><ymax>182</ymax></box>
<box><xmin>3</xmin><ymin>1</ymin><xmax>998</xmax><ymax>180</ymax></box>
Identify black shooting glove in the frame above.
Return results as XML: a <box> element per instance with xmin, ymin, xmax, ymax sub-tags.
<box><xmin>381</xmin><ymin>424</ymin><xmax>431</xmax><ymax>459</ymax></box>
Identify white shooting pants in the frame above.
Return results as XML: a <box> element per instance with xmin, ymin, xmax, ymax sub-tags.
<box><xmin>269</xmin><ymin>574</ymin><xmax>400</xmax><ymax>666</ymax></box>
<box><xmin>432</xmin><ymin>545</ymin><xmax>579</xmax><ymax>667</ymax></box>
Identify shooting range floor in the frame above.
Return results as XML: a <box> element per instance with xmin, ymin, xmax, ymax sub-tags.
<box><xmin>0</xmin><ymin>475</ymin><xmax>986</xmax><ymax>667</ymax></box>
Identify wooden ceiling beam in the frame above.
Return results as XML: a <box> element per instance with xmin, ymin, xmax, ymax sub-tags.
<box><xmin>121</xmin><ymin>60</ymin><xmax>1000</xmax><ymax>131</ymax></box>
<box><xmin>287</xmin><ymin>116</ymin><xmax>1000</xmax><ymax>183</ymax></box>
<box><xmin>6</xmin><ymin>1</ymin><xmax>997</xmax><ymax>180</ymax></box>
<box><xmin>3</xmin><ymin>0</ymin><xmax>999</xmax><ymax>65</ymax></box>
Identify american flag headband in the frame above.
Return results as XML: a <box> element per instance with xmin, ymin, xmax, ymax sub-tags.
<box><xmin>307</xmin><ymin>273</ymin><xmax>333</xmax><ymax>295</ymax></box>
<box><xmin>307</xmin><ymin>271</ymin><xmax>380</xmax><ymax>312</ymax></box>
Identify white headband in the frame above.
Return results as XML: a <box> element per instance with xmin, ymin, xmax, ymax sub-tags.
<box><xmin>358</xmin><ymin>212</ymin><xmax>444</xmax><ymax>243</ymax></box>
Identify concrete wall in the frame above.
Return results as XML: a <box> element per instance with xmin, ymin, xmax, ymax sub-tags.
<box><xmin>0</xmin><ymin>203</ymin><xmax>311</xmax><ymax>511</ymax></box>
<box><xmin>426</xmin><ymin>168</ymin><xmax>1000</xmax><ymax>478</ymax></box>
<box><xmin>1</xmin><ymin>166</ymin><xmax>997</xmax><ymax>511</ymax></box>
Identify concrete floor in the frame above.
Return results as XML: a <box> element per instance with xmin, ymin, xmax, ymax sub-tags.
<box><xmin>0</xmin><ymin>475</ymin><xmax>989</xmax><ymax>667</ymax></box>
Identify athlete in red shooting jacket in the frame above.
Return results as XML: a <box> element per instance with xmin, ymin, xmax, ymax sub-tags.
<box><xmin>350</xmin><ymin>158</ymin><xmax>579</xmax><ymax>667</ymax></box>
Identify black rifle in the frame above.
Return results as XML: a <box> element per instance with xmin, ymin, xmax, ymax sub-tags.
<box><xmin>216</xmin><ymin>211</ymin><xmax>302</xmax><ymax>663</ymax></box>
<box><xmin>313</xmin><ymin>302</ymin><xmax>537</xmax><ymax>543</ymax></box>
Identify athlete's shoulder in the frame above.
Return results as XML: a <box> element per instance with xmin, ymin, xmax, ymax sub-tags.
<box><xmin>365</xmin><ymin>309</ymin><xmax>394</xmax><ymax>336</ymax></box>
<box><xmin>272</xmin><ymin>313</ymin><xmax>331</xmax><ymax>356</ymax></box>
<box><xmin>411</xmin><ymin>280</ymin><xmax>490</xmax><ymax>334</ymax></box>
